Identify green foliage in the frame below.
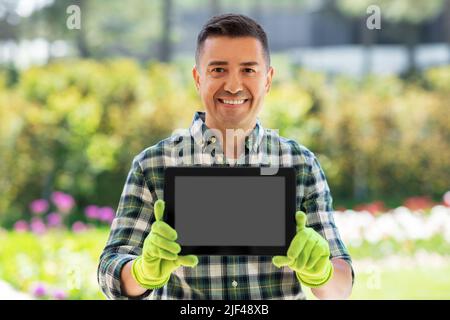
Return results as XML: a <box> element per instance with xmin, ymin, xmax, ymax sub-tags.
<box><xmin>262</xmin><ymin>65</ymin><xmax>450</xmax><ymax>204</ymax></box>
<box><xmin>306</xmin><ymin>265</ymin><xmax>450</xmax><ymax>300</ymax></box>
<box><xmin>348</xmin><ymin>235</ymin><xmax>450</xmax><ymax>260</ymax></box>
<box><xmin>0</xmin><ymin>229</ymin><xmax>448</xmax><ymax>299</ymax></box>
<box><xmin>0</xmin><ymin>58</ymin><xmax>200</xmax><ymax>226</ymax></box>
<box><xmin>0</xmin><ymin>229</ymin><xmax>110</xmax><ymax>299</ymax></box>
<box><xmin>326</xmin><ymin>73</ymin><xmax>449</xmax><ymax>201</ymax></box>
<box><xmin>424</xmin><ymin>66</ymin><xmax>450</xmax><ymax>93</ymax></box>
<box><xmin>0</xmin><ymin>59</ymin><xmax>449</xmax><ymax>225</ymax></box>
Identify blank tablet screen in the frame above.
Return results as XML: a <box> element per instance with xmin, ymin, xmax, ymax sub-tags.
<box><xmin>174</xmin><ymin>176</ymin><xmax>285</xmax><ymax>246</ymax></box>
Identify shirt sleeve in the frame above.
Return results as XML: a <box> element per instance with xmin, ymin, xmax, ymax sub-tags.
<box><xmin>97</xmin><ymin>155</ymin><xmax>155</xmax><ymax>299</ymax></box>
<box><xmin>299</xmin><ymin>150</ymin><xmax>355</xmax><ymax>284</ymax></box>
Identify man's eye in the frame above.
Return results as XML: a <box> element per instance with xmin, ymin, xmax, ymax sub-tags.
<box><xmin>244</xmin><ymin>68</ymin><xmax>256</xmax><ymax>73</ymax></box>
<box><xmin>212</xmin><ymin>67</ymin><xmax>225</xmax><ymax>73</ymax></box>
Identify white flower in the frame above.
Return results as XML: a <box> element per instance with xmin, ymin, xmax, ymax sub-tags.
<box><xmin>334</xmin><ymin>205</ymin><xmax>450</xmax><ymax>243</ymax></box>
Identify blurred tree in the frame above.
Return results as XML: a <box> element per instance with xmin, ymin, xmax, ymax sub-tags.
<box><xmin>337</xmin><ymin>0</ymin><xmax>445</xmax><ymax>75</ymax></box>
<box><xmin>21</xmin><ymin>0</ymin><xmax>91</xmax><ymax>59</ymax></box>
<box><xmin>336</xmin><ymin>0</ymin><xmax>378</xmax><ymax>75</ymax></box>
<box><xmin>445</xmin><ymin>0</ymin><xmax>450</xmax><ymax>63</ymax></box>
<box><xmin>0</xmin><ymin>0</ymin><xmax>20</xmax><ymax>40</ymax></box>
<box><xmin>73</xmin><ymin>0</ymin><xmax>89</xmax><ymax>58</ymax></box>
<box><xmin>159</xmin><ymin>0</ymin><xmax>173</xmax><ymax>62</ymax></box>
<box><xmin>23</xmin><ymin>0</ymin><xmax>164</xmax><ymax>61</ymax></box>
<box><xmin>209</xmin><ymin>0</ymin><xmax>222</xmax><ymax>16</ymax></box>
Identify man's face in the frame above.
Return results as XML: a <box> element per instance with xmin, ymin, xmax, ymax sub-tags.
<box><xmin>193</xmin><ymin>36</ymin><xmax>274</xmax><ymax>130</ymax></box>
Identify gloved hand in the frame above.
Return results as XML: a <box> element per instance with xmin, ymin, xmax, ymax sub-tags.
<box><xmin>131</xmin><ymin>199</ymin><xmax>198</xmax><ymax>289</ymax></box>
<box><xmin>272</xmin><ymin>211</ymin><xmax>334</xmax><ymax>288</ymax></box>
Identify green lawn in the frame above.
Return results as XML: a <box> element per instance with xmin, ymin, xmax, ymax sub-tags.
<box><xmin>305</xmin><ymin>265</ymin><xmax>450</xmax><ymax>300</ymax></box>
<box><xmin>1</xmin><ymin>230</ymin><xmax>449</xmax><ymax>300</ymax></box>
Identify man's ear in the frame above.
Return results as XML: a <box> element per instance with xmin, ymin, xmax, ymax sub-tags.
<box><xmin>265</xmin><ymin>66</ymin><xmax>274</xmax><ymax>93</ymax></box>
<box><xmin>192</xmin><ymin>65</ymin><xmax>201</xmax><ymax>91</ymax></box>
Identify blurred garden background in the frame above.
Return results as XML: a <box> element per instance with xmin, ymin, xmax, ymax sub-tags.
<box><xmin>0</xmin><ymin>0</ymin><xmax>449</xmax><ymax>300</ymax></box>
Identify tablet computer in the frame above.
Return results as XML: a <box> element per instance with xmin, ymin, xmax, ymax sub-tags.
<box><xmin>164</xmin><ymin>167</ymin><xmax>297</xmax><ymax>255</ymax></box>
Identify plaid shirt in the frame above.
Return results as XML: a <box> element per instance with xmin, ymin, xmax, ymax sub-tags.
<box><xmin>97</xmin><ymin>111</ymin><xmax>353</xmax><ymax>300</ymax></box>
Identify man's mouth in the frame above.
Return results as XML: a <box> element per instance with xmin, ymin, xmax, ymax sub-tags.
<box><xmin>217</xmin><ymin>98</ymin><xmax>250</xmax><ymax>107</ymax></box>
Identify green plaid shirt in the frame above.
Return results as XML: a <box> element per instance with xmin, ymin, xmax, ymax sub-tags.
<box><xmin>97</xmin><ymin>111</ymin><xmax>353</xmax><ymax>300</ymax></box>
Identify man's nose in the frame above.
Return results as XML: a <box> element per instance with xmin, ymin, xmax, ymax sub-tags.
<box><xmin>223</xmin><ymin>72</ymin><xmax>243</xmax><ymax>95</ymax></box>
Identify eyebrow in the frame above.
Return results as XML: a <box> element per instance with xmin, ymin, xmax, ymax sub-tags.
<box><xmin>207</xmin><ymin>61</ymin><xmax>259</xmax><ymax>67</ymax></box>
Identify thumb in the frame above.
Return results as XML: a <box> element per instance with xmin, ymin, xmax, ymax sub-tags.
<box><xmin>272</xmin><ymin>256</ymin><xmax>291</xmax><ymax>268</ymax></box>
<box><xmin>154</xmin><ymin>199</ymin><xmax>165</xmax><ymax>221</ymax></box>
<box><xmin>295</xmin><ymin>211</ymin><xmax>307</xmax><ymax>232</ymax></box>
<box><xmin>176</xmin><ymin>255</ymin><xmax>199</xmax><ymax>267</ymax></box>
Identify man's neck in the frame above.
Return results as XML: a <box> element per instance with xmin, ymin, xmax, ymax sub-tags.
<box><xmin>204</xmin><ymin>116</ymin><xmax>255</xmax><ymax>159</ymax></box>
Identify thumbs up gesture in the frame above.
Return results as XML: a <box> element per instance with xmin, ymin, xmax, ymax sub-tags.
<box><xmin>272</xmin><ymin>211</ymin><xmax>334</xmax><ymax>288</ymax></box>
<box><xmin>131</xmin><ymin>199</ymin><xmax>198</xmax><ymax>289</ymax></box>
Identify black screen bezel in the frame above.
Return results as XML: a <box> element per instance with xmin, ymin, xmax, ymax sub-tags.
<box><xmin>164</xmin><ymin>166</ymin><xmax>297</xmax><ymax>255</ymax></box>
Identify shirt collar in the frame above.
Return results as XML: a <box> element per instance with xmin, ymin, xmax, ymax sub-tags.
<box><xmin>189</xmin><ymin>111</ymin><xmax>264</xmax><ymax>153</ymax></box>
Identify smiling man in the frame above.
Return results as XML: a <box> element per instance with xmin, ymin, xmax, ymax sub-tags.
<box><xmin>98</xmin><ymin>13</ymin><xmax>354</xmax><ymax>300</ymax></box>
<box><xmin>192</xmin><ymin>34</ymin><xmax>273</xmax><ymax>161</ymax></box>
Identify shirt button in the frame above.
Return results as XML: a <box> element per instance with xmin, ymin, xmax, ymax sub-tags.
<box><xmin>210</xmin><ymin>136</ymin><xmax>216</xmax><ymax>143</ymax></box>
<box><xmin>232</xmin><ymin>280</ymin><xmax>238</xmax><ymax>288</ymax></box>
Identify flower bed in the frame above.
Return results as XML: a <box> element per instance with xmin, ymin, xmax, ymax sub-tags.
<box><xmin>0</xmin><ymin>204</ymin><xmax>449</xmax><ymax>299</ymax></box>
<box><xmin>336</xmin><ymin>205</ymin><xmax>450</xmax><ymax>244</ymax></box>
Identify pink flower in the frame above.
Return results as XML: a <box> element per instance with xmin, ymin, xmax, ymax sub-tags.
<box><xmin>403</xmin><ymin>196</ymin><xmax>434</xmax><ymax>211</ymax></box>
<box><xmin>51</xmin><ymin>191</ymin><xmax>75</xmax><ymax>213</ymax></box>
<box><xmin>52</xmin><ymin>289</ymin><xmax>67</xmax><ymax>300</ymax></box>
<box><xmin>31</xmin><ymin>218</ymin><xmax>47</xmax><ymax>235</ymax></box>
<box><xmin>47</xmin><ymin>212</ymin><xmax>62</xmax><ymax>228</ymax></box>
<box><xmin>354</xmin><ymin>201</ymin><xmax>386</xmax><ymax>215</ymax></box>
<box><xmin>31</xmin><ymin>283</ymin><xmax>47</xmax><ymax>298</ymax></box>
<box><xmin>14</xmin><ymin>220</ymin><xmax>29</xmax><ymax>233</ymax></box>
<box><xmin>72</xmin><ymin>221</ymin><xmax>87</xmax><ymax>233</ymax></box>
<box><xmin>98</xmin><ymin>207</ymin><xmax>115</xmax><ymax>223</ymax></box>
<box><xmin>29</xmin><ymin>199</ymin><xmax>49</xmax><ymax>215</ymax></box>
<box><xmin>85</xmin><ymin>205</ymin><xmax>99</xmax><ymax>219</ymax></box>
<box><xmin>443</xmin><ymin>191</ymin><xmax>450</xmax><ymax>207</ymax></box>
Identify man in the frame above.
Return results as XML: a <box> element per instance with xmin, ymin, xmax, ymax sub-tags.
<box><xmin>98</xmin><ymin>13</ymin><xmax>354</xmax><ymax>300</ymax></box>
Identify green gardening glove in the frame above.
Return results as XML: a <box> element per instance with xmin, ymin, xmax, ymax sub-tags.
<box><xmin>131</xmin><ymin>199</ymin><xmax>198</xmax><ymax>289</ymax></box>
<box><xmin>272</xmin><ymin>211</ymin><xmax>334</xmax><ymax>288</ymax></box>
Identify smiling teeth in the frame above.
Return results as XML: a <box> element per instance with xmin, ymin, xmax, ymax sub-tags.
<box><xmin>222</xmin><ymin>99</ymin><xmax>245</xmax><ymax>104</ymax></box>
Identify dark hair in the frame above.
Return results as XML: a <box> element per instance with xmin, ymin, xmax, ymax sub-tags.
<box><xmin>195</xmin><ymin>13</ymin><xmax>270</xmax><ymax>68</ymax></box>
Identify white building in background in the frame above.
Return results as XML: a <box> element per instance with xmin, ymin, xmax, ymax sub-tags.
<box><xmin>0</xmin><ymin>0</ymin><xmax>449</xmax><ymax>74</ymax></box>
<box><xmin>287</xmin><ymin>43</ymin><xmax>450</xmax><ymax>77</ymax></box>
<box><xmin>0</xmin><ymin>39</ymin><xmax>71</xmax><ymax>69</ymax></box>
